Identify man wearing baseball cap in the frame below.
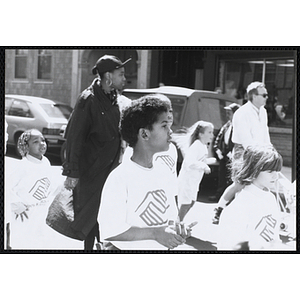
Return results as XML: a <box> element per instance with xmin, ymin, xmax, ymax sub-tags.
<box><xmin>212</xmin><ymin>81</ymin><xmax>272</xmax><ymax>225</ymax></box>
<box><xmin>62</xmin><ymin>54</ymin><xmax>131</xmax><ymax>250</ymax></box>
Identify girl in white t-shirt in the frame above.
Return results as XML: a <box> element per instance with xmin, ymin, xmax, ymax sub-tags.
<box><xmin>217</xmin><ymin>144</ymin><xmax>291</xmax><ymax>250</ymax></box>
<box><xmin>8</xmin><ymin>129</ymin><xmax>82</xmax><ymax>249</ymax></box>
<box><xmin>177</xmin><ymin>121</ymin><xmax>216</xmax><ymax>221</ymax></box>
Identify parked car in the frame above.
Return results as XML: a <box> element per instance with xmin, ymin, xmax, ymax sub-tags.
<box><xmin>123</xmin><ymin>86</ymin><xmax>237</xmax><ymax>176</ymax></box>
<box><xmin>5</xmin><ymin>94</ymin><xmax>72</xmax><ymax>157</ymax></box>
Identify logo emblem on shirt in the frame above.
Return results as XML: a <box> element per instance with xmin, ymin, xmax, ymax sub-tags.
<box><xmin>155</xmin><ymin>155</ymin><xmax>175</xmax><ymax>171</ymax></box>
<box><xmin>135</xmin><ymin>189</ymin><xmax>170</xmax><ymax>226</ymax></box>
<box><xmin>28</xmin><ymin>177</ymin><xmax>51</xmax><ymax>201</ymax></box>
<box><xmin>255</xmin><ymin>215</ymin><xmax>277</xmax><ymax>242</ymax></box>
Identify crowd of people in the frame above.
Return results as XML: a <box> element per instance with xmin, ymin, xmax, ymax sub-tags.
<box><xmin>4</xmin><ymin>55</ymin><xmax>296</xmax><ymax>251</ymax></box>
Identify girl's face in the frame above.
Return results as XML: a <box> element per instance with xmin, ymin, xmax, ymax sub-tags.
<box><xmin>27</xmin><ymin>131</ymin><xmax>47</xmax><ymax>160</ymax></box>
<box><xmin>199</xmin><ymin>126</ymin><xmax>214</xmax><ymax>145</ymax></box>
<box><xmin>253</xmin><ymin>170</ymin><xmax>279</xmax><ymax>190</ymax></box>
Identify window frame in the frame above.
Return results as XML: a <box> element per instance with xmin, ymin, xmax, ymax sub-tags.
<box><xmin>34</xmin><ymin>49</ymin><xmax>54</xmax><ymax>82</ymax></box>
<box><xmin>14</xmin><ymin>49</ymin><xmax>29</xmax><ymax>80</ymax></box>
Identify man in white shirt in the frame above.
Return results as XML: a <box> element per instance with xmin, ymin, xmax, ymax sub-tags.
<box><xmin>232</xmin><ymin>81</ymin><xmax>271</xmax><ymax>158</ymax></box>
<box><xmin>212</xmin><ymin>81</ymin><xmax>272</xmax><ymax>224</ymax></box>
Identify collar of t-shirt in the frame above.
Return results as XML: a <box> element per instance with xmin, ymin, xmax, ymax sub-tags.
<box><xmin>26</xmin><ymin>154</ymin><xmax>44</xmax><ymax>164</ymax></box>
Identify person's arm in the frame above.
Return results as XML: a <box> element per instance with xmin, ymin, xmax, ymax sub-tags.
<box><xmin>107</xmin><ymin>226</ymin><xmax>185</xmax><ymax>250</ymax></box>
<box><xmin>62</xmin><ymin>92</ymin><xmax>92</xmax><ymax>180</ymax></box>
<box><xmin>232</xmin><ymin>110</ymin><xmax>253</xmax><ymax>149</ymax></box>
<box><xmin>213</xmin><ymin>126</ymin><xmax>225</xmax><ymax>160</ymax></box>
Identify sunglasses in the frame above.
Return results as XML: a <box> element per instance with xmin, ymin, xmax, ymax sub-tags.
<box><xmin>257</xmin><ymin>93</ymin><xmax>268</xmax><ymax>98</ymax></box>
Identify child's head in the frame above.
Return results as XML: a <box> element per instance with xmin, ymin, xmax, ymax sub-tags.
<box><xmin>231</xmin><ymin>144</ymin><xmax>283</xmax><ymax>187</ymax></box>
<box><xmin>121</xmin><ymin>94</ymin><xmax>171</xmax><ymax>148</ymax></box>
<box><xmin>190</xmin><ymin>121</ymin><xmax>214</xmax><ymax>146</ymax></box>
<box><xmin>17</xmin><ymin>129</ymin><xmax>47</xmax><ymax>159</ymax></box>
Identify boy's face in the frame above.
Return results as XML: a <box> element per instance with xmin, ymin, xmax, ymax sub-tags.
<box><xmin>148</xmin><ymin>111</ymin><xmax>172</xmax><ymax>153</ymax></box>
<box><xmin>253</xmin><ymin>170</ymin><xmax>279</xmax><ymax>190</ymax></box>
<box><xmin>27</xmin><ymin>131</ymin><xmax>47</xmax><ymax>160</ymax></box>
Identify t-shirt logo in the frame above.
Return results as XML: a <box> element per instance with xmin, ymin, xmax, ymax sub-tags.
<box><xmin>255</xmin><ymin>214</ymin><xmax>277</xmax><ymax>242</ymax></box>
<box><xmin>155</xmin><ymin>155</ymin><xmax>175</xmax><ymax>171</ymax></box>
<box><xmin>28</xmin><ymin>177</ymin><xmax>51</xmax><ymax>201</ymax></box>
<box><xmin>135</xmin><ymin>189</ymin><xmax>170</xmax><ymax>226</ymax></box>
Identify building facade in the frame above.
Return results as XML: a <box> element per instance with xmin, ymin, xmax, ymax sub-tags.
<box><xmin>5</xmin><ymin>48</ymin><xmax>296</xmax><ymax>173</ymax></box>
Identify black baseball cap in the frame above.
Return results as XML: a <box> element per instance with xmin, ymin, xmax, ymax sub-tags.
<box><xmin>92</xmin><ymin>55</ymin><xmax>131</xmax><ymax>75</ymax></box>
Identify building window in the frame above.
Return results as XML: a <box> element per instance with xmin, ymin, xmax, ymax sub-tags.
<box><xmin>37</xmin><ymin>50</ymin><xmax>52</xmax><ymax>80</ymax></box>
<box><xmin>15</xmin><ymin>49</ymin><xmax>28</xmax><ymax>79</ymax></box>
<box><xmin>219</xmin><ymin>58</ymin><xmax>295</xmax><ymax>128</ymax></box>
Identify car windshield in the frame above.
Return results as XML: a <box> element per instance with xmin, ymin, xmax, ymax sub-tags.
<box><xmin>39</xmin><ymin>103</ymin><xmax>66</xmax><ymax>118</ymax></box>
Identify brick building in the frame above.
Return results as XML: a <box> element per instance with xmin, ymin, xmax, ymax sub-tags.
<box><xmin>5</xmin><ymin>48</ymin><xmax>296</xmax><ymax>174</ymax></box>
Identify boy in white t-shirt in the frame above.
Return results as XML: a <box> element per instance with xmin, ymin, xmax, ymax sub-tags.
<box><xmin>98</xmin><ymin>95</ymin><xmax>195</xmax><ymax>250</ymax></box>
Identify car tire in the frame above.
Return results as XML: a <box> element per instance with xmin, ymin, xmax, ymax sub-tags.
<box><xmin>60</xmin><ymin>141</ymin><xmax>67</xmax><ymax>164</ymax></box>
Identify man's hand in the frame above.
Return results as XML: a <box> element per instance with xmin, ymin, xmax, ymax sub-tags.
<box><xmin>154</xmin><ymin>226</ymin><xmax>186</xmax><ymax>249</ymax></box>
<box><xmin>64</xmin><ymin>177</ymin><xmax>79</xmax><ymax>191</ymax></box>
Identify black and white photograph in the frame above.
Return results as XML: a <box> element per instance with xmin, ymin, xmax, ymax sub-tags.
<box><xmin>2</xmin><ymin>47</ymin><xmax>297</xmax><ymax>252</ymax></box>
<box><xmin>1</xmin><ymin>3</ymin><xmax>299</xmax><ymax>299</ymax></box>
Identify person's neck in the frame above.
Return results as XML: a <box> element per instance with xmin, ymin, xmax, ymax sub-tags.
<box><xmin>250</xmin><ymin>101</ymin><xmax>261</xmax><ymax>111</ymax></box>
<box><xmin>131</xmin><ymin>147</ymin><xmax>154</xmax><ymax>168</ymax></box>
<box><xmin>101</xmin><ymin>82</ymin><xmax>114</xmax><ymax>94</ymax></box>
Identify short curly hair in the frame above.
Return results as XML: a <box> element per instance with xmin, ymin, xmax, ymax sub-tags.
<box><xmin>231</xmin><ymin>144</ymin><xmax>283</xmax><ymax>185</ymax></box>
<box><xmin>120</xmin><ymin>94</ymin><xmax>170</xmax><ymax>147</ymax></box>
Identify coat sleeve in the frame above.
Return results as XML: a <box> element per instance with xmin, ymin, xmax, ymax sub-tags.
<box><xmin>62</xmin><ymin>92</ymin><xmax>92</xmax><ymax>178</ymax></box>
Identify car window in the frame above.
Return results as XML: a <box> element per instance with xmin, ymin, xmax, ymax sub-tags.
<box><xmin>39</xmin><ymin>103</ymin><xmax>66</xmax><ymax>118</ymax></box>
<box><xmin>168</xmin><ymin>97</ymin><xmax>186</xmax><ymax>128</ymax></box>
<box><xmin>198</xmin><ymin>98</ymin><xmax>227</xmax><ymax>130</ymax></box>
<box><xmin>55</xmin><ymin>104</ymin><xmax>72</xmax><ymax>119</ymax></box>
<box><xmin>5</xmin><ymin>98</ymin><xmax>13</xmax><ymax>115</ymax></box>
<box><xmin>8</xmin><ymin>99</ymin><xmax>33</xmax><ymax>118</ymax></box>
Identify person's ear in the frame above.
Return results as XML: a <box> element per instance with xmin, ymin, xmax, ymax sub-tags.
<box><xmin>105</xmin><ymin>72</ymin><xmax>111</xmax><ymax>80</ymax></box>
<box><xmin>139</xmin><ymin>128</ymin><xmax>149</xmax><ymax>140</ymax></box>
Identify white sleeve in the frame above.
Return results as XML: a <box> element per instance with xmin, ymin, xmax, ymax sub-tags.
<box><xmin>98</xmin><ymin>169</ymin><xmax>130</xmax><ymax>241</ymax></box>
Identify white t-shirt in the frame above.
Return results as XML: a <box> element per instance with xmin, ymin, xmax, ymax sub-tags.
<box><xmin>8</xmin><ymin>155</ymin><xmax>82</xmax><ymax>249</ymax></box>
<box><xmin>177</xmin><ymin>140</ymin><xmax>208</xmax><ymax>206</ymax></box>
<box><xmin>123</xmin><ymin>143</ymin><xmax>178</xmax><ymax>196</ymax></box>
<box><xmin>98</xmin><ymin>158</ymin><xmax>179</xmax><ymax>250</ymax></box>
<box><xmin>232</xmin><ymin>101</ymin><xmax>271</xmax><ymax>148</ymax></box>
<box><xmin>217</xmin><ymin>184</ymin><xmax>283</xmax><ymax>250</ymax></box>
